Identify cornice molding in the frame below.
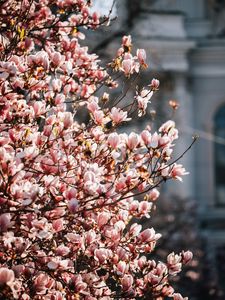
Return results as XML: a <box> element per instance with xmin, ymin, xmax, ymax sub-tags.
<box><xmin>190</xmin><ymin>40</ymin><xmax>225</xmax><ymax>76</ymax></box>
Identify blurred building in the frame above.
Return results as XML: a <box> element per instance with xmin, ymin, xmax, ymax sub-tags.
<box><xmin>91</xmin><ymin>0</ymin><xmax>225</xmax><ymax>293</ymax></box>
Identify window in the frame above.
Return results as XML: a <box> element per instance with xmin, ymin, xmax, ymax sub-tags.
<box><xmin>214</xmin><ymin>105</ymin><xmax>225</xmax><ymax>205</ymax></box>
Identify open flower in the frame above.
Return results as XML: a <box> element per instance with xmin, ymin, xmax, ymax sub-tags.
<box><xmin>110</xmin><ymin>107</ymin><xmax>130</xmax><ymax>124</ymax></box>
<box><xmin>171</xmin><ymin>164</ymin><xmax>189</xmax><ymax>182</ymax></box>
<box><xmin>0</xmin><ymin>268</ymin><xmax>15</xmax><ymax>285</ymax></box>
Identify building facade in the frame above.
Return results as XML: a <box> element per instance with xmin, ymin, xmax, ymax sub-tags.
<box><xmin>91</xmin><ymin>0</ymin><xmax>225</xmax><ymax>294</ymax></box>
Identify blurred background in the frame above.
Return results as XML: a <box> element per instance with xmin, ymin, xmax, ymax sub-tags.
<box><xmin>88</xmin><ymin>0</ymin><xmax>225</xmax><ymax>299</ymax></box>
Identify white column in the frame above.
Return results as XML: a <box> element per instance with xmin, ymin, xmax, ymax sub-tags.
<box><xmin>167</xmin><ymin>73</ymin><xmax>195</xmax><ymax>198</ymax></box>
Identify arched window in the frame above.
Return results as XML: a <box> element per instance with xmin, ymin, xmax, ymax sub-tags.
<box><xmin>214</xmin><ymin>105</ymin><xmax>225</xmax><ymax>205</ymax></box>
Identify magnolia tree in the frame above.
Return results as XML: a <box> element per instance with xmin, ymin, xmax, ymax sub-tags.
<box><xmin>0</xmin><ymin>1</ymin><xmax>193</xmax><ymax>299</ymax></box>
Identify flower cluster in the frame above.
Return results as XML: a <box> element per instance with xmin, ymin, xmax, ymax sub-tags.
<box><xmin>0</xmin><ymin>1</ymin><xmax>191</xmax><ymax>299</ymax></box>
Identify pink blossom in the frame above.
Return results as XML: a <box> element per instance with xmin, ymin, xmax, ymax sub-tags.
<box><xmin>115</xmin><ymin>220</ymin><xmax>126</xmax><ymax>231</ymax></box>
<box><xmin>171</xmin><ymin>164</ymin><xmax>189</xmax><ymax>182</ymax></box>
<box><xmin>24</xmin><ymin>37</ymin><xmax>34</xmax><ymax>51</ymax></box>
<box><xmin>147</xmin><ymin>188</ymin><xmax>160</xmax><ymax>201</ymax></box>
<box><xmin>108</xmin><ymin>132</ymin><xmax>120</xmax><ymax>149</ymax></box>
<box><xmin>65</xmin><ymin>187</ymin><xmax>77</xmax><ymax>200</ymax></box>
<box><xmin>138</xmin><ymin>256</ymin><xmax>147</xmax><ymax>269</ymax></box>
<box><xmin>159</xmin><ymin>120</ymin><xmax>175</xmax><ymax>133</ymax></box>
<box><xmin>122</xmin><ymin>35</ymin><xmax>132</xmax><ymax>48</ymax></box>
<box><xmin>85</xmin><ymin>230</ymin><xmax>97</xmax><ymax>245</ymax></box>
<box><xmin>52</xmin><ymin>218</ymin><xmax>64</xmax><ymax>232</ymax></box>
<box><xmin>55</xmin><ymin>245</ymin><xmax>70</xmax><ymax>256</ymax></box>
<box><xmin>158</xmin><ymin>136</ymin><xmax>171</xmax><ymax>148</ymax></box>
<box><xmin>54</xmin><ymin>94</ymin><xmax>65</xmax><ymax>105</ymax></box>
<box><xmin>29</xmin><ymin>51</ymin><xmax>49</xmax><ymax>70</ymax></box>
<box><xmin>116</xmin><ymin>261</ymin><xmax>127</xmax><ymax>275</ymax></box>
<box><xmin>150</xmin><ymin>78</ymin><xmax>160</xmax><ymax>91</ymax></box>
<box><xmin>161</xmin><ymin>165</ymin><xmax>170</xmax><ymax>177</ymax></box>
<box><xmin>71</xmin><ymin>275</ymin><xmax>87</xmax><ymax>293</ymax></box>
<box><xmin>60</xmin><ymin>111</ymin><xmax>73</xmax><ymax>129</ymax></box>
<box><xmin>68</xmin><ymin>198</ymin><xmax>79</xmax><ymax>213</ymax></box>
<box><xmin>93</xmin><ymin>110</ymin><xmax>105</xmax><ymax>125</ymax></box>
<box><xmin>97</xmin><ymin>212</ymin><xmax>110</xmax><ymax>227</ymax></box>
<box><xmin>110</xmin><ymin>107</ymin><xmax>129</xmax><ymax>124</ymax></box>
<box><xmin>162</xmin><ymin>285</ymin><xmax>174</xmax><ymax>297</ymax></box>
<box><xmin>129</xmin><ymin>223</ymin><xmax>142</xmax><ymax>237</ymax></box>
<box><xmin>141</xmin><ymin>130</ymin><xmax>151</xmax><ymax>145</ymax></box>
<box><xmin>115</xmin><ymin>176</ymin><xmax>126</xmax><ymax>191</ymax></box>
<box><xmin>137</xmin><ymin>49</ymin><xmax>147</xmax><ymax>66</ymax></box>
<box><xmin>182</xmin><ymin>250</ymin><xmax>193</xmax><ymax>264</ymax></box>
<box><xmin>94</xmin><ymin>248</ymin><xmax>111</xmax><ymax>264</ymax></box>
<box><xmin>121</xmin><ymin>274</ymin><xmax>133</xmax><ymax>291</ymax></box>
<box><xmin>0</xmin><ymin>213</ymin><xmax>11</xmax><ymax>232</ymax></box>
<box><xmin>105</xmin><ymin>228</ymin><xmax>121</xmax><ymax>243</ymax></box>
<box><xmin>0</xmin><ymin>62</ymin><xmax>17</xmax><ymax>79</ymax></box>
<box><xmin>136</xmin><ymin>89</ymin><xmax>153</xmax><ymax>116</ymax></box>
<box><xmin>0</xmin><ymin>268</ymin><xmax>15</xmax><ymax>285</ymax></box>
<box><xmin>167</xmin><ymin>252</ymin><xmax>182</xmax><ymax>275</ymax></box>
<box><xmin>47</xmin><ymin>260</ymin><xmax>59</xmax><ymax>270</ymax></box>
<box><xmin>87</xmin><ymin>99</ymin><xmax>100</xmax><ymax>113</ymax></box>
<box><xmin>121</xmin><ymin>59</ymin><xmax>133</xmax><ymax>76</ymax></box>
<box><xmin>51</xmin><ymin>52</ymin><xmax>63</xmax><ymax>67</ymax></box>
<box><xmin>11</xmin><ymin>78</ymin><xmax>24</xmax><ymax>90</ymax></box>
<box><xmin>138</xmin><ymin>228</ymin><xmax>161</xmax><ymax>243</ymax></box>
<box><xmin>92</xmin><ymin>11</ymin><xmax>100</xmax><ymax>26</ymax></box>
<box><xmin>51</xmin><ymin>79</ymin><xmax>62</xmax><ymax>92</ymax></box>
<box><xmin>34</xmin><ymin>274</ymin><xmax>53</xmax><ymax>293</ymax></box>
<box><xmin>138</xmin><ymin>201</ymin><xmax>152</xmax><ymax>217</ymax></box>
<box><xmin>83</xmin><ymin>170</ymin><xmax>96</xmax><ymax>183</ymax></box>
<box><xmin>129</xmin><ymin>200</ymin><xmax>139</xmax><ymax>211</ymax></box>
<box><xmin>33</xmin><ymin>101</ymin><xmax>46</xmax><ymax>117</ymax></box>
<box><xmin>127</xmin><ymin>132</ymin><xmax>139</xmax><ymax>150</ymax></box>
<box><xmin>149</xmin><ymin>132</ymin><xmax>159</xmax><ymax>148</ymax></box>
<box><xmin>66</xmin><ymin>234</ymin><xmax>84</xmax><ymax>249</ymax></box>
